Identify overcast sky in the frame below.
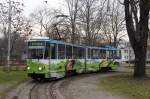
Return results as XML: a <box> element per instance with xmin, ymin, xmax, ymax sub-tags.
<box><xmin>23</xmin><ymin>0</ymin><xmax>67</xmax><ymax>16</ymax></box>
<box><xmin>24</xmin><ymin>0</ymin><xmax>68</xmax><ymax>17</ymax></box>
<box><xmin>0</xmin><ymin>0</ymin><xmax>67</xmax><ymax>17</ymax></box>
<box><xmin>0</xmin><ymin>0</ymin><xmax>67</xmax><ymax>37</ymax></box>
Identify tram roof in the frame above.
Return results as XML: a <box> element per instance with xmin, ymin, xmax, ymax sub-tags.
<box><xmin>49</xmin><ymin>39</ymin><xmax>85</xmax><ymax>48</ymax></box>
<box><xmin>103</xmin><ymin>45</ymin><xmax>119</xmax><ymax>51</ymax></box>
<box><xmin>28</xmin><ymin>37</ymin><xmax>119</xmax><ymax>50</ymax></box>
<box><xmin>28</xmin><ymin>38</ymin><xmax>84</xmax><ymax>48</ymax></box>
<box><xmin>87</xmin><ymin>46</ymin><xmax>107</xmax><ymax>50</ymax></box>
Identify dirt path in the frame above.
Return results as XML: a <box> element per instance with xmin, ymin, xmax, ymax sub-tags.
<box><xmin>59</xmin><ymin>72</ymin><xmax>126</xmax><ymax>99</ymax></box>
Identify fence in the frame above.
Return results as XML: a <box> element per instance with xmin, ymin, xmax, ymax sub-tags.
<box><xmin>0</xmin><ymin>59</ymin><xmax>26</xmax><ymax>71</ymax></box>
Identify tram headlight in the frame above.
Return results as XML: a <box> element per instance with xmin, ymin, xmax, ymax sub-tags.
<box><xmin>27</xmin><ymin>67</ymin><xmax>30</xmax><ymax>70</ymax></box>
<box><xmin>38</xmin><ymin>67</ymin><xmax>42</xmax><ymax>71</ymax></box>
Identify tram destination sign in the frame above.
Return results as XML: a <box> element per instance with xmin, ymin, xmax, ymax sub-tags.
<box><xmin>28</xmin><ymin>41</ymin><xmax>45</xmax><ymax>46</ymax></box>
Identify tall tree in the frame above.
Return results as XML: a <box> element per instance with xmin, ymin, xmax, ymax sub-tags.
<box><xmin>124</xmin><ymin>0</ymin><xmax>150</xmax><ymax>77</ymax></box>
<box><xmin>51</xmin><ymin>15</ymin><xmax>72</xmax><ymax>41</ymax></box>
<box><xmin>78</xmin><ymin>0</ymin><xmax>105</xmax><ymax>46</ymax></box>
<box><xmin>30</xmin><ymin>6</ymin><xmax>61</xmax><ymax>38</ymax></box>
<box><xmin>102</xmin><ymin>0</ymin><xmax>126</xmax><ymax>48</ymax></box>
<box><xmin>65</xmin><ymin>0</ymin><xmax>82</xmax><ymax>44</ymax></box>
<box><xmin>0</xmin><ymin>0</ymin><xmax>31</xmax><ymax>60</ymax></box>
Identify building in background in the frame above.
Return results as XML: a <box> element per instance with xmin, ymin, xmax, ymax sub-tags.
<box><xmin>119</xmin><ymin>39</ymin><xmax>150</xmax><ymax>63</ymax></box>
<box><xmin>119</xmin><ymin>42</ymin><xmax>134</xmax><ymax>63</ymax></box>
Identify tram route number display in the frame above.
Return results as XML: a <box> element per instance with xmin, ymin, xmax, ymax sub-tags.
<box><xmin>28</xmin><ymin>42</ymin><xmax>45</xmax><ymax>46</ymax></box>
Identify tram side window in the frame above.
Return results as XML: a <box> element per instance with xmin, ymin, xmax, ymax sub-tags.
<box><xmin>44</xmin><ymin>47</ymin><xmax>48</xmax><ymax>59</ymax></box>
<box><xmin>66</xmin><ymin>45</ymin><xmax>72</xmax><ymax>59</ymax></box>
<box><xmin>78</xmin><ymin>47</ymin><xmax>84</xmax><ymax>59</ymax></box>
<box><xmin>72</xmin><ymin>46</ymin><xmax>78</xmax><ymax>59</ymax></box>
<box><xmin>51</xmin><ymin>44</ymin><xmax>56</xmax><ymax>59</ymax></box>
<box><xmin>119</xmin><ymin>50</ymin><xmax>122</xmax><ymax>59</ymax></box>
<box><xmin>108</xmin><ymin>50</ymin><xmax>113</xmax><ymax>59</ymax></box>
<box><xmin>71</xmin><ymin>47</ymin><xmax>84</xmax><ymax>59</ymax></box>
<box><xmin>58</xmin><ymin>44</ymin><xmax>65</xmax><ymax>59</ymax></box>
<box><xmin>44</xmin><ymin>44</ymin><xmax>56</xmax><ymax>59</ymax></box>
<box><xmin>44</xmin><ymin>46</ymin><xmax>51</xmax><ymax>59</ymax></box>
<box><xmin>114</xmin><ymin>50</ymin><xmax>121</xmax><ymax>59</ymax></box>
<box><xmin>92</xmin><ymin>49</ymin><xmax>99</xmax><ymax>59</ymax></box>
<box><xmin>112</xmin><ymin>50</ymin><xmax>117</xmax><ymax>58</ymax></box>
<box><xmin>88</xmin><ymin>49</ymin><xmax>91</xmax><ymax>59</ymax></box>
<box><xmin>91</xmin><ymin>49</ymin><xmax>93</xmax><ymax>59</ymax></box>
<box><xmin>100</xmin><ymin>50</ymin><xmax>106</xmax><ymax>59</ymax></box>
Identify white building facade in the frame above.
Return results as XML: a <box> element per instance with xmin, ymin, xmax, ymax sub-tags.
<box><xmin>119</xmin><ymin>41</ymin><xmax>150</xmax><ymax>63</ymax></box>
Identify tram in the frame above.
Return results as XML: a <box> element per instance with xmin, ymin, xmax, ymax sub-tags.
<box><xmin>27</xmin><ymin>37</ymin><xmax>121</xmax><ymax>79</ymax></box>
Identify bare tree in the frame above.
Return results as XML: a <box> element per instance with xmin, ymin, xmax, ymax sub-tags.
<box><xmin>78</xmin><ymin>0</ymin><xmax>106</xmax><ymax>46</ymax></box>
<box><xmin>30</xmin><ymin>6</ymin><xmax>62</xmax><ymax>38</ymax></box>
<box><xmin>0</xmin><ymin>1</ymin><xmax>31</xmax><ymax>60</ymax></box>
<box><xmin>102</xmin><ymin>0</ymin><xmax>126</xmax><ymax>48</ymax></box>
<box><xmin>124</xmin><ymin>0</ymin><xmax>150</xmax><ymax>78</ymax></box>
<box><xmin>65</xmin><ymin>0</ymin><xmax>82</xmax><ymax>44</ymax></box>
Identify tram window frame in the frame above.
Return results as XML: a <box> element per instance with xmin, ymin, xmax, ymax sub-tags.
<box><xmin>114</xmin><ymin>50</ymin><xmax>121</xmax><ymax>59</ymax></box>
<box><xmin>100</xmin><ymin>50</ymin><xmax>106</xmax><ymax>59</ymax></box>
<box><xmin>92</xmin><ymin>49</ymin><xmax>100</xmax><ymax>59</ymax></box>
<box><xmin>112</xmin><ymin>50</ymin><xmax>117</xmax><ymax>58</ymax></box>
<box><xmin>66</xmin><ymin>45</ymin><xmax>72</xmax><ymax>59</ymax></box>
<box><xmin>72</xmin><ymin>46</ymin><xmax>78</xmax><ymax>59</ymax></box>
<box><xmin>78</xmin><ymin>47</ymin><xmax>84</xmax><ymax>59</ymax></box>
<box><xmin>44</xmin><ymin>47</ymin><xmax>49</xmax><ymax>59</ymax></box>
<box><xmin>51</xmin><ymin>43</ymin><xmax>56</xmax><ymax>59</ymax></box>
<box><xmin>108</xmin><ymin>50</ymin><xmax>113</xmax><ymax>59</ymax></box>
<box><xmin>58</xmin><ymin>44</ymin><xmax>65</xmax><ymax>59</ymax></box>
<box><xmin>88</xmin><ymin>48</ymin><xmax>91</xmax><ymax>59</ymax></box>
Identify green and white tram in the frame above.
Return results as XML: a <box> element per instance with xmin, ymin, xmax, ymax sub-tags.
<box><xmin>27</xmin><ymin>37</ymin><xmax>121</xmax><ymax>79</ymax></box>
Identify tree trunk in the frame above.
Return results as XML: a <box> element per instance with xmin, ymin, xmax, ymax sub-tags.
<box><xmin>113</xmin><ymin>36</ymin><xmax>117</xmax><ymax>48</ymax></box>
<box><xmin>71</xmin><ymin>20</ymin><xmax>75</xmax><ymax>44</ymax></box>
<box><xmin>133</xmin><ymin>44</ymin><xmax>147</xmax><ymax>77</ymax></box>
<box><xmin>124</xmin><ymin>0</ymin><xmax>149</xmax><ymax>78</ymax></box>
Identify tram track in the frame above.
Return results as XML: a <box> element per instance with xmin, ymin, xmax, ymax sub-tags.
<box><xmin>28</xmin><ymin>82</ymin><xmax>39</xmax><ymax>99</ymax></box>
<box><xmin>4</xmin><ymin>75</ymin><xmax>88</xmax><ymax>99</ymax></box>
<box><xmin>30</xmin><ymin>81</ymin><xmax>56</xmax><ymax>99</ymax></box>
<box><xmin>49</xmin><ymin>81</ymin><xmax>57</xmax><ymax>99</ymax></box>
<box><xmin>3</xmin><ymin>71</ymin><xmax>120</xmax><ymax>99</ymax></box>
<box><xmin>4</xmin><ymin>79</ymin><xmax>66</xmax><ymax>99</ymax></box>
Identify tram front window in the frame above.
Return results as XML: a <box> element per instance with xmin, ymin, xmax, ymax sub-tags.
<box><xmin>28</xmin><ymin>49</ymin><xmax>44</xmax><ymax>59</ymax></box>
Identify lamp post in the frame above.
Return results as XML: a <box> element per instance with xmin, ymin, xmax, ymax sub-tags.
<box><xmin>7</xmin><ymin>0</ymin><xmax>12</xmax><ymax>71</ymax></box>
<box><xmin>128</xmin><ymin>44</ymin><xmax>131</xmax><ymax>67</ymax></box>
<box><xmin>83</xmin><ymin>38</ymin><xmax>87</xmax><ymax>73</ymax></box>
<box><xmin>84</xmin><ymin>43</ymin><xmax>87</xmax><ymax>73</ymax></box>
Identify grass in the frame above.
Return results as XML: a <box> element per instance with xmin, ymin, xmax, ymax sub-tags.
<box><xmin>0</xmin><ymin>70</ymin><xmax>28</xmax><ymax>83</ymax></box>
<box><xmin>99</xmin><ymin>68</ymin><xmax>150</xmax><ymax>99</ymax></box>
<box><xmin>0</xmin><ymin>69</ymin><xmax>29</xmax><ymax>97</ymax></box>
